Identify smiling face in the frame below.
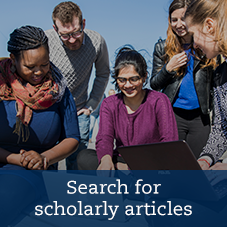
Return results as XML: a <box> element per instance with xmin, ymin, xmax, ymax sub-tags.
<box><xmin>117</xmin><ymin>65</ymin><xmax>145</xmax><ymax>100</ymax></box>
<box><xmin>54</xmin><ymin>16</ymin><xmax>84</xmax><ymax>50</ymax></box>
<box><xmin>11</xmin><ymin>45</ymin><xmax>50</xmax><ymax>85</ymax></box>
<box><xmin>171</xmin><ymin>8</ymin><xmax>188</xmax><ymax>38</ymax></box>
<box><xmin>186</xmin><ymin>17</ymin><xmax>220</xmax><ymax>59</ymax></box>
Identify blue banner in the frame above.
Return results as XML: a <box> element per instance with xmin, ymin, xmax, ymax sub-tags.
<box><xmin>0</xmin><ymin>170</ymin><xmax>227</xmax><ymax>227</ymax></box>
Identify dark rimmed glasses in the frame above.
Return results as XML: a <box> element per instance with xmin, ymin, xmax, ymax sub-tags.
<box><xmin>116</xmin><ymin>76</ymin><xmax>141</xmax><ymax>85</ymax></box>
<box><xmin>58</xmin><ymin>21</ymin><xmax>83</xmax><ymax>41</ymax></box>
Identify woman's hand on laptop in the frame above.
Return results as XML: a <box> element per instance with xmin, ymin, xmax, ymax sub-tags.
<box><xmin>97</xmin><ymin>155</ymin><xmax>115</xmax><ymax>177</ymax></box>
<box><xmin>197</xmin><ymin>157</ymin><xmax>211</xmax><ymax>170</ymax></box>
<box><xmin>115</xmin><ymin>162</ymin><xmax>129</xmax><ymax>170</ymax></box>
<box><xmin>97</xmin><ymin>155</ymin><xmax>115</xmax><ymax>171</ymax></box>
<box><xmin>209</xmin><ymin>162</ymin><xmax>227</xmax><ymax>170</ymax></box>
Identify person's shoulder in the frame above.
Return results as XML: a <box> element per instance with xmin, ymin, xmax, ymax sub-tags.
<box><xmin>59</xmin><ymin>87</ymin><xmax>71</xmax><ymax>103</ymax></box>
<box><xmin>45</xmin><ymin>29</ymin><xmax>59</xmax><ymax>41</ymax></box>
<box><xmin>154</xmin><ymin>38</ymin><xmax>165</xmax><ymax>48</ymax></box>
<box><xmin>45</xmin><ymin>29</ymin><xmax>63</xmax><ymax>53</ymax></box>
<box><xmin>213</xmin><ymin>61</ymin><xmax>227</xmax><ymax>87</ymax></box>
<box><xmin>215</xmin><ymin>61</ymin><xmax>227</xmax><ymax>74</ymax></box>
<box><xmin>103</xmin><ymin>93</ymin><xmax>119</xmax><ymax>102</ymax></box>
<box><xmin>58</xmin><ymin>87</ymin><xmax>77</xmax><ymax>109</ymax></box>
<box><xmin>147</xmin><ymin>89</ymin><xmax>170</xmax><ymax>102</ymax></box>
<box><xmin>153</xmin><ymin>38</ymin><xmax>166</xmax><ymax>53</ymax></box>
<box><xmin>102</xmin><ymin>93</ymin><xmax>121</xmax><ymax>107</ymax></box>
<box><xmin>84</xmin><ymin>29</ymin><xmax>106</xmax><ymax>44</ymax></box>
<box><xmin>0</xmin><ymin>57</ymin><xmax>12</xmax><ymax>67</ymax></box>
<box><xmin>45</xmin><ymin>28</ymin><xmax>55</xmax><ymax>36</ymax></box>
<box><xmin>84</xmin><ymin>29</ymin><xmax>102</xmax><ymax>38</ymax></box>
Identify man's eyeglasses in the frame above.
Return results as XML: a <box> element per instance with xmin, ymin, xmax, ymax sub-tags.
<box><xmin>116</xmin><ymin>76</ymin><xmax>141</xmax><ymax>85</ymax></box>
<box><xmin>59</xmin><ymin>21</ymin><xmax>83</xmax><ymax>41</ymax></box>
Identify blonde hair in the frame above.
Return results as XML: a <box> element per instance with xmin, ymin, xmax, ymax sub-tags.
<box><xmin>185</xmin><ymin>0</ymin><xmax>227</xmax><ymax>57</ymax></box>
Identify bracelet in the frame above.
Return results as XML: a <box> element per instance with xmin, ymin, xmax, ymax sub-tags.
<box><xmin>198</xmin><ymin>159</ymin><xmax>211</xmax><ymax>167</ymax></box>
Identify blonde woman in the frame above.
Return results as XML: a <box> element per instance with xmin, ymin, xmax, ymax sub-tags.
<box><xmin>185</xmin><ymin>0</ymin><xmax>227</xmax><ymax>170</ymax></box>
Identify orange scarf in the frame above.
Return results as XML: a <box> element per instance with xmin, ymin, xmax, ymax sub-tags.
<box><xmin>0</xmin><ymin>58</ymin><xmax>60</xmax><ymax>141</ymax></box>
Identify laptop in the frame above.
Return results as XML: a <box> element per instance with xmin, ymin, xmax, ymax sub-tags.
<box><xmin>117</xmin><ymin>140</ymin><xmax>201</xmax><ymax>170</ymax></box>
<box><xmin>117</xmin><ymin>140</ymin><xmax>227</xmax><ymax>202</ymax></box>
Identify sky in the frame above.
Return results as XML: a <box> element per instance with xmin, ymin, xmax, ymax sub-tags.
<box><xmin>0</xmin><ymin>0</ymin><xmax>171</xmax><ymax>95</ymax></box>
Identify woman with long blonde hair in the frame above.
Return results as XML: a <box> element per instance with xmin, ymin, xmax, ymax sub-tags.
<box><xmin>150</xmin><ymin>0</ymin><xmax>218</xmax><ymax>159</ymax></box>
<box><xmin>185</xmin><ymin>0</ymin><xmax>227</xmax><ymax>170</ymax></box>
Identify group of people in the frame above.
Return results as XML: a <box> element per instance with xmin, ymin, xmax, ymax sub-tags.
<box><xmin>1</xmin><ymin>0</ymin><xmax>227</xmax><ymax>173</ymax></box>
<box><xmin>2</xmin><ymin>0</ymin><xmax>227</xmax><ymax>226</ymax></box>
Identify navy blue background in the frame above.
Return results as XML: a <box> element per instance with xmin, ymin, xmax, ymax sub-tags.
<box><xmin>0</xmin><ymin>170</ymin><xmax>227</xmax><ymax>227</ymax></box>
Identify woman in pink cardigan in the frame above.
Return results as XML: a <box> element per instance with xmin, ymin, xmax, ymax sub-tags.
<box><xmin>77</xmin><ymin>46</ymin><xmax>178</xmax><ymax>170</ymax></box>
